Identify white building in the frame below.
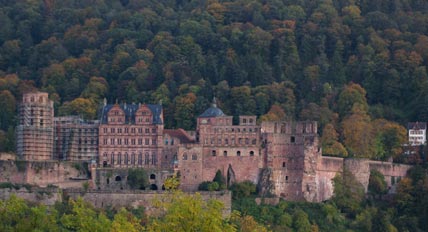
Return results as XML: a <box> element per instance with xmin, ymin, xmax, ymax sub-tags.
<box><xmin>408</xmin><ymin>122</ymin><xmax>427</xmax><ymax>146</ymax></box>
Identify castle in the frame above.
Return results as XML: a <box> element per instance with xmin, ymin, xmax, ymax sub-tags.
<box><xmin>14</xmin><ymin>92</ymin><xmax>411</xmax><ymax>202</ymax></box>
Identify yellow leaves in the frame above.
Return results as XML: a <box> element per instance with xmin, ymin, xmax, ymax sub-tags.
<box><xmin>259</xmin><ymin>105</ymin><xmax>286</xmax><ymax>122</ymax></box>
<box><xmin>207</xmin><ymin>2</ymin><xmax>227</xmax><ymax>22</ymax></box>
<box><xmin>0</xmin><ymin>74</ymin><xmax>19</xmax><ymax>90</ymax></box>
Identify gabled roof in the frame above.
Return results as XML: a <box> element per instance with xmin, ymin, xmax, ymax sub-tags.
<box><xmin>100</xmin><ymin>103</ymin><xmax>163</xmax><ymax>124</ymax></box>
<box><xmin>408</xmin><ymin>122</ymin><xmax>427</xmax><ymax>130</ymax></box>
<box><xmin>164</xmin><ymin>129</ymin><xmax>194</xmax><ymax>144</ymax></box>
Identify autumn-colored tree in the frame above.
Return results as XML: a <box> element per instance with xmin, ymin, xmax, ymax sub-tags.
<box><xmin>321</xmin><ymin>123</ymin><xmax>348</xmax><ymax>157</ymax></box>
<box><xmin>58</xmin><ymin>98</ymin><xmax>97</xmax><ymax>119</ymax></box>
<box><xmin>337</xmin><ymin>83</ymin><xmax>369</xmax><ymax>118</ymax></box>
<box><xmin>259</xmin><ymin>104</ymin><xmax>286</xmax><ymax>122</ymax></box>
<box><xmin>341</xmin><ymin>103</ymin><xmax>375</xmax><ymax>158</ymax></box>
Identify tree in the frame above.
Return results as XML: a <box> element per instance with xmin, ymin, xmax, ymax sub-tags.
<box><xmin>331</xmin><ymin>169</ymin><xmax>365</xmax><ymax>217</ymax></box>
<box><xmin>337</xmin><ymin>83</ymin><xmax>369</xmax><ymax>118</ymax></box>
<box><xmin>61</xmin><ymin>198</ymin><xmax>111</xmax><ymax>232</ymax></box>
<box><xmin>0</xmin><ymin>90</ymin><xmax>16</xmax><ymax>131</ymax></box>
<box><xmin>127</xmin><ymin>169</ymin><xmax>149</xmax><ymax>190</ymax></box>
<box><xmin>341</xmin><ymin>103</ymin><xmax>375</xmax><ymax>158</ymax></box>
<box><xmin>368</xmin><ymin>170</ymin><xmax>387</xmax><ymax>197</ymax></box>
<box><xmin>321</xmin><ymin>123</ymin><xmax>348</xmax><ymax>157</ymax></box>
<box><xmin>111</xmin><ymin>208</ymin><xmax>144</xmax><ymax>232</ymax></box>
<box><xmin>148</xmin><ymin>191</ymin><xmax>235</xmax><ymax>232</ymax></box>
<box><xmin>58</xmin><ymin>98</ymin><xmax>97</xmax><ymax>120</ymax></box>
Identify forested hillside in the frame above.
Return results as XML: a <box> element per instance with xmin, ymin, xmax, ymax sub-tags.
<box><xmin>1</xmin><ymin>0</ymin><xmax>428</xmax><ymax>159</ymax></box>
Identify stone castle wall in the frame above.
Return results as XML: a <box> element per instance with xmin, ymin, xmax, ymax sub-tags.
<box><xmin>64</xmin><ymin>189</ymin><xmax>232</xmax><ymax>216</ymax></box>
<box><xmin>0</xmin><ymin>160</ymin><xmax>88</xmax><ymax>188</ymax></box>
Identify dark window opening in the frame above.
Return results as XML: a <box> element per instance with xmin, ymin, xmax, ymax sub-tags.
<box><xmin>290</xmin><ymin>136</ymin><xmax>295</xmax><ymax>143</ymax></box>
<box><xmin>106</xmin><ymin>178</ymin><xmax>110</xmax><ymax>184</ymax></box>
<box><xmin>237</xmin><ymin>151</ymin><xmax>241</xmax><ymax>156</ymax></box>
<box><xmin>250</xmin><ymin>151</ymin><xmax>254</xmax><ymax>156</ymax></box>
<box><xmin>150</xmin><ymin>174</ymin><xmax>156</xmax><ymax>180</ymax></box>
<box><xmin>285</xmin><ymin>176</ymin><xmax>288</xmax><ymax>181</ymax></box>
<box><xmin>224</xmin><ymin>151</ymin><xmax>227</xmax><ymax>156</ymax></box>
<box><xmin>282</xmin><ymin>162</ymin><xmax>286</xmax><ymax>168</ymax></box>
<box><xmin>150</xmin><ymin>184</ymin><xmax>158</xmax><ymax>190</ymax></box>
<box><xmin>212</xmin><ymin>150</ymin><xmax>216</xmax><ymax>156</ymax></box>
<box><xmin>115</xmin><ymin>176</ymin><xmax>122</xmax><ymax>181</ymax></box>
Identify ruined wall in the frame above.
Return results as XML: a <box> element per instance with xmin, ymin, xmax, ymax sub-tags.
<box><xmin>0</xmin><ymin>187</ymin><xmax>231</xmax><ymax>216</ymax></box>
<box><xmin>0</xmin><ymin>187</ymin><xmax>61</xmax><ymax>205</ymax></box>
<box><xmin>0</xmin><ymin>161</ymin><xmax>88</xmax><ymax>188</ymax></box>
<box><xmin>368</xmin><ymin>161</ymin><xmax>412</xmax><ymax>187</ymax></box>
<box><xmin>314</xmin><ymin>157</ymin><xmax>412</xmax><ymax>202</ymax></box>
<box><xmin>65</xmin><ymin>189</ymin><xmax>232</xmax><ymax>216</ymax></box>
<box><xmin>95</xmin><ymin>168</ymin><xmax>173</xmax><ymax>191</ymax></box>
<box><xmin>203</xmin><ymin>155</ymin><xmax>261</xmax><ymax>186</ymax></box>
<box><xmin>177</xmin><ymin>146</ymin><xmax>204</xmax><ymax>191</ymax></box>
<box><xmin>316</xmin><ymin>156</ymin><xmax>344</xmax><ymax>202</ymax></box>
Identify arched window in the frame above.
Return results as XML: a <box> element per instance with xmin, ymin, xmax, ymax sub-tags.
<box><xmin>150</xmin><ymin>174</ymin><xmax>156</xmax><ymax>180</ymax></box>
<box><xmin>124</xmin><ymin>153</ymin><xmax>128</xmax><ymax>165</ymax></box>
<box><xmin>111</xmin><ymin>153</ymin><xmax>115</xmax><ymax>165</ymax></box>
<box><xmin>237</xmin><ymin>151</ymin><xmax>241</xmax><ymax>156</ymax></box>
<box><xmin>223</xmin><ymin>151</ymin><xmax>227</xmax><ymax>156</ymax></box>
<box><xmin>138</xmin><ymin>153</ymin><xmax>143</xmax><ymax>165</ymax></box>
<box><xmin>131</xmin><ymin>153</ymin><xmax>135</xmax><ymax>165</ymax></box>
<box><xmin>250</xmin><ymin>151</ymin><xmax>254</xmax><ymax>156</ymax></box>
<box><xmin>151</xmin><ymin>153</ymin><xmax>157</xmax><ymax>165</ymax></box>
<box><xmin>192</xmin><ymin>154</ymin><xmax>197</xmax><ymax>160</ymax></box>
<box><xmin>115</xmin><ymin>176</ymin><xmax>121</xmax><ymax>181</ymax></box>
<box><xmin>183</xmin><ymin>153</ymin><xmax>188</xmax><ymax>160</ymax></box>
<box><xmin>118</xmin><ymin>153</ymin><xmax>122</xmax><ymax>165</ymax></box>
<box><xmin>145</xmin><ymin>153</ymin><xmax>149</xmax><ymax>165</ymax></box>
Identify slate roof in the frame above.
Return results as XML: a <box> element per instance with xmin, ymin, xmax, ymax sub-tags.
<box><xmin>408</xmin><ymin>122</ymin><xmax>427</xmax><ymax>130</ymax></box>
<box><xmin>100</xmin><ymin>103</ymin><xmax>163</xmax><ymax>124</ymax></box>
<box><xmin>164</xmin><ymin>129</ymin><xmax>194</xmax><ymax>144</ymax></box>
<box><xmin>198</xmin><ymin>97</ymin><xmax>227</xmax><ymax>118</ymax></box>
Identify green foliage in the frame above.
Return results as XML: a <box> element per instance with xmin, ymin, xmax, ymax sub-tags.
<box><xmin>148</xmin><ymin>191</ymin><xmax>235</xmax><ymax>232</ymax></box>
<box><xmin>127</xmin><ymin>169</ymin><xmax>148</xmax><ymax>190</ymax></box>
<box><xmin>368</xmin><ymin>170</ymin><xmax>387</xmax><ymax>196</ymax></box>
<box><xmin>163</xmin><ymin>174</ymin><xmax>180</xmax><ymax>191</ymax></box>
<box><xmin>213</xmin><ymin>170</ymin><xmax>227</xmax><ymax>190</ymax></box>
<box><xmin>229</xmin><ymin>181</ymin><xmax>257</xmax><ymax>200</ymax></box>
<box><xmin>60</xmin><ymin>198</ymin><xmax>111</xmax><ymax>231</ymax></box>
<box><xmin>331</xmin><ymin>169</ymin><xmax>365</xmax><ymax>217</ymax></box>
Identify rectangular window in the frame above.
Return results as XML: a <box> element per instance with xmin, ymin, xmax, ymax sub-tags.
<box><xmin>145</xmin><ymin>139</ymin><xmax>149</xmax><ymax>145</ymax></box>
<box><xmin>110</xmin><ymin>138</ymin><xmax>115</xmax><ymax>145</ymax></box>
<box><xmin>138</xmin><ymin>139</ymin><xmax>142</xmax><ymax>145</ymax></box>
<box><xmin>145</xmin><ymin>128</ymin><xmax>150</xmax><ymax>134</ymax></box>
<box><xmin>152</xmin><ymin>128</ymin><xmax>157</xmax><ymax>133</ymax></box>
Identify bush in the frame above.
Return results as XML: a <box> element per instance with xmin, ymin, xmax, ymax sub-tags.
<box><xmin>127</xmin><ymin>169</ymin><xmax>148</xmax><ymax>190</ymax></box>
<box><xmin>229</xmin><ymin>181</ymin><xmax>257</xmax><ymax>199</ymax></box>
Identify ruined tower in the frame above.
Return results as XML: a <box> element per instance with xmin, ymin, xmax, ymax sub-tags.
<box><xmin>16</xmin><ymin>92</ymin><xmax>54</xmax><ymax>160</ymax></box>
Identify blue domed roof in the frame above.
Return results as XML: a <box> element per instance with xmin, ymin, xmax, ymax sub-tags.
<box><xmin>199</xmin><ymin>97</ymin><xmax>226</xmax><ymax>118</ymax></box>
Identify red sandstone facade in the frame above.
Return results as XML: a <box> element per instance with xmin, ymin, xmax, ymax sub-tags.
<box><xmin>98</xmin><ymin>103</ymin><xmax>164</xmax><ymax>168</ymax></box>
<box><xmin>16</xmin><ymin>93</ymin><xmax>412</xmax><ymax>202</ymax></box>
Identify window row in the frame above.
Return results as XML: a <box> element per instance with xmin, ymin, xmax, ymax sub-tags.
<box><xmin>182</xmin><ymin>153</ymin><xmax>198</xmax><ymax>160</ymax></box>
<box><xmin>102</xmin><ymin>127</ymin><xmax>157</xmax><ymax>134</ymax></box>
<box><xmin>102</xmin><ymin>138</ymin><xmax>157</xmax><ymax>145</ymax></box>
<box><xmin>211</xmin><ymin>150</ymin><xmax>255</xmax><ymax>156</ymax></box>
<box><xmin>209</xmin><ymin>127</ymin><xmax>259</xmax><ymax>133</ymax></box>
<box><xmin>103</xmin><ymin>152</ymin><xmax>157</xmax><ymax>166</ymax></box>
<box><xmin>204</xmin><ymin>137</ymin><xmax>257</xmax><ymax>145</ymax></box>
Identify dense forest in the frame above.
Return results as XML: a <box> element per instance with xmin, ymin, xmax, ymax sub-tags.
<box><xmin>1</xmin><ymin>0</ymin><xmax>428</xmax><ymax>159</ymax></box>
